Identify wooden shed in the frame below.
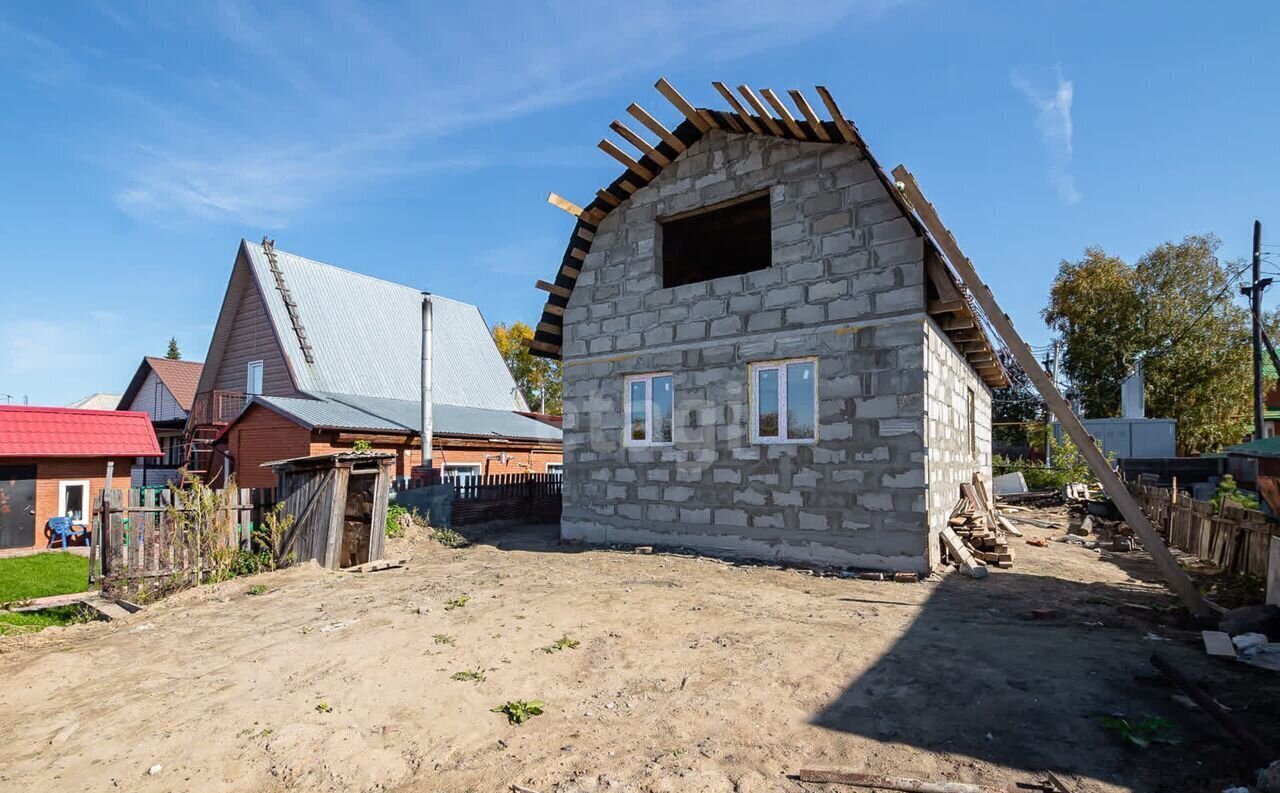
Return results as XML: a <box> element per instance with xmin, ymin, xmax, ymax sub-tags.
<box><xmin>265</xmin><ymin>451</ymin><xmax>394</xmax><ymax>569</ymax></box>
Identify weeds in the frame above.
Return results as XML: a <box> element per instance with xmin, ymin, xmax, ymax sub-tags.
<box><xmin>541</xmin><ymin>634</ymin><xmax>580</xmax><ymax>654</ymax></box>
<box><xmin>445</xmin><ymin>595</ymin><xmax>470</xmax><ymax>610</ymax></box>
<box><xmin>315</xmin><ymin>702</ymin><xmax>332</xmax><ymax>714</ymax></box>
<box><xmin>1101</xmin><ymin>715</ymin><xmax>1180</xmax><ymax>748</ymax></box>
<box><xmin>245</xmin><ymin>584</ymin><xmax>268</xmax><ymax>596</ymax></box>
<box><xmin>433</xmin><ymin>633</ymin><xmax>455</xmax><ymax>645</ymax></box>
<box><xmin>451</xmin><ymin>669</ymin><xmax>486</xmax><ymax>683</ymax></box>
<box><xmin>432</xmin><ymin>526</ymin><xmax>469</xmax><ymax>548</ymax></box>
<box><xmin>386</xmin><ymin>502</ymin><xmax>427</xmax><ymax>539</ymax></box>
<box><xmin>491</xmin><ymin>700</ymin><xmax>545</xmax><ymax>725</ymax></box>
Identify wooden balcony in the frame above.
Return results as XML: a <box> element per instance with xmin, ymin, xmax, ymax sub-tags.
<box><xmin>189</xmin><ymin>390</ymin><xmax>247</xmax><ymax>427</ymax></box>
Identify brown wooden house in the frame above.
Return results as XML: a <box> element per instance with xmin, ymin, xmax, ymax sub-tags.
<box><xmin>189</xmin><ymin>239</ymin><xmax>562</xmax><ymax>489</ymax></box>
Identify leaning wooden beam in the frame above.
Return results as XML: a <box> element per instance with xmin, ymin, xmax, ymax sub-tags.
<box><xmin>655</xmin><ymin>77</ymin><xmax>711</xmax><ymax>132</ymax></box>
<box><xmin>713</xmin><ymin>81</ymin><xmax>763</xmax><ymax>133</ymax></box>
<box><xmin>760</xmin><ymin>88</ymin><xmax>806</xmax><ymax>139</ymax></box>
<box><xmin>609</xmin><ymin>120</ymin><xmax>671</xmax><ymax>167</ymax></box>
<box><xmin>814</xmin><ymin>85</ymin><xmax>862</xmax><ymax>145</ymax></box>
<box><xmin>627</xmin><ymin>103</ymin><xmax>686</xmax><ymax>153</ymax></box>
<box><xmin>546</xmin><ymin>192</ymin><xmax>582</xmax><ymax>217</ymax></box>
<box><xmin>598</xmin><ymin>139</ymin><xmax>655</xmax><ymax>181</ymax></box>
<box><xmin>737</xmin><ymin>85</ymin><xmax>784</xmax><ymax>136</ymax></box>
<box><xmin>940</xmin><ymin>526</ymin><xmax>988</xmax><ymax>579</ymax></box>
<box><xmin>788</xmin><ymin>89</ymin><xmax>832</xmax><ymax>142</ymax></box>
<box><xmin>892</xmin><ymin>163</ymin><xmax>1219</xmax><ymax>622</ymax></box>
<box><xmin>535</xmin><ymin>280</ymin><xmax>571</xmax><ymax>299</ymax></box>
<box><xmin>797</xmin><ymin>769</ymin><xmax>1005</xmax><ymax>793</ymax></box>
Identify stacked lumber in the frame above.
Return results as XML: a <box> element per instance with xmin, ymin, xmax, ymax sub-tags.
<box><xmin>946</xmin><ymin>475</ymin><xmax>1015</xmax><ymax>570</ymax></box>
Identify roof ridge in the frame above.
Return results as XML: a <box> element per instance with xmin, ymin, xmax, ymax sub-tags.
<box><xmin>0</xmin><ymin>404</ymin><xmax>151</xmax><ymax>417</ymax></box>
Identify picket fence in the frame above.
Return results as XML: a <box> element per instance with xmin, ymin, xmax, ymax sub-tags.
<box><xmin>1129</xmin><ymin>481</ymin><xmax>1274</xmax><ymax>578</ymax></box>
<box><xmin>391</xmin><ymin>472</ymin><xmax>562</xmax><ymax>526</ymax></box>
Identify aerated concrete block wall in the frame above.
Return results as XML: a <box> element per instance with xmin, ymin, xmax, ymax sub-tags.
<box><xmin>922</xmin><ymin>320</ymin><xmax>993</xmax><ymax>566</ymax></box>
<box><xmin>559</xmin><ymin>130</ymin><xmax>990</xmax><ymax>572</ymax></box>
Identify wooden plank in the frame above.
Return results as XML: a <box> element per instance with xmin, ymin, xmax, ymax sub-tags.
<box><xmin>595</xmin><ymin>189</ymin><xmax>621</xmax><ymax>208</ymax></box>
<box><xmin>760</xmin><ymin>88</ymin><xmax>806</xmax><ymax>139</ymax></box>
<box><xmin>560</xmin><ymin>262</ymin><xmax>581</xmax><ymax>278</ymax></box>
<box><xmin>655</xmin><ymin>77</ymin><xmax>711</xmax><ymax>132</ymax></box>
<box><xmin>926</xmin><ymin>256</ymin><xmax>963</xmax><ymax>301</ymax></box>
<box><xmin>928</xmin><ymin>298</ymin><xmax>967</xmax><ymax>314</ymax></box>
<box><xmin>713</xmin><ymin>81</ymin><xmax>762</xmax><ymax>134</ymax></box>
<box><xmin>941</xmin><ymin>526</ymin><xmax>989</xmax><ymax>579</ymax></box>
<box><xmin>609</xmin><ymin>120</ymin><xmax>671</xmax><ymax>167</ymax></box>
<box><xmin>736</xmin><ymin>85</ymin><xmax>784</xmax><ymax>136</ymax></box>
<box><xmin>526</xmin><ymin>338</ymin><xmax>561</xmax><ymax>355</ymax></box>
<box><xmin>814</xmin><ymin>85</ymin><xmax>862</xmax><ymax>145</ymax></box>
<box><xmin>626</xmin><ymin>103</ymin><xmax>686</xmax><ymax>153</ymax></box>
<box><xmin>543</xmin><ymin>303</ymin><xmax>565</xmax><ymax>317</ymax></box>
<box><xmin>576</xmin><ymin>226</ymin><xmax>595</xmax><ymax>242</ymax></box>
<box><xmin>788</xmin><ymin>89</ymin><xmax>832</xmax><ymax>142</ymax></box>
<box><xmin>598</xmin><ymin>139</ymin><xmax>655</xmax><ymax>181</ymax></box>
<box><xmin>797</xmin><ymin>770</ymin><xmax>1005</xmax><ymax>793</ymax></box>
<box><xmin>893</xmin><ymin>163</ymin><xmax>1218</xmax><ymax>622</ymax></box>
<box><xmin>569</xmin><ymin>247</ymin><xmax>587</xmax><ymax>261</ymax></box>
<box><xmin>939</xmin><ymin>317</ymin><xmax>976</xmax><ymax>331</ymax></box>
<box><xmin>536</xmin><ymin>321</ymin><xmax>563</xmax><ymax>337</ymax></box>
<box><xmin>535</xmin><ymin>280</ymin><xmax>571</xmax><ymax>299</ymax></box>
<box><xmin>546</xmin><ymin>192</ymin><xmax>582</xmax><ymax>217</ymax></box>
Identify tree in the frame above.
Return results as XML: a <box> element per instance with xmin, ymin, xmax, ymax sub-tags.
<box><xmin>492</xmin><ymin>321</ymin><xmax>562</xmax><ymax>415</ymax></box>
<box><xmin>991</xmin><ymin>348</ymin><xmax>1042</xmax><ymax>457</ymax></box>
<box><xmin>1043</xmin><ymin>235</ymin><xmax>1258</xmax><ymax>453</ymax></box>
<box><xmin>165</xmin><ymin>337</ymin><xmax>182</xmax><ymax>360</ymax></box>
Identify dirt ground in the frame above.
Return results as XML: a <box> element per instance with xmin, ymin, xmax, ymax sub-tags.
<box><xmin>2</xmin><ymin>507</ymin><xmax>1278</xmax><ymax>793</ymax></box>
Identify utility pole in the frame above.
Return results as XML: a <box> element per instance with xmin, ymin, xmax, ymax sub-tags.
<box><xmin>1243</xmin><ymin>221</ymin><xmax>1270</xmax><ymax>440</ymax></box>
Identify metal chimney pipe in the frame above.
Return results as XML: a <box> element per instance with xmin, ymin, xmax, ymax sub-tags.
<box><xmin>421</xmin><ymin>293</ymin><xmax>434</xmax><ymax>471</ymax></box>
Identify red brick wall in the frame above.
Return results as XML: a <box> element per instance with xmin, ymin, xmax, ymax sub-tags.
<box><xmin>1</xmin><ymin>456</ymin><xmax>134</xmax><ymax>552</ymax></box>
<box><xmin>309</xmin><ymin>436</ymin><xmax>562</xmax><ymax>479</ymax></box>
<box><xmin>223</xmin><ymin>405</ymin><xmax>312</xmax><ymax>488</ymax></box>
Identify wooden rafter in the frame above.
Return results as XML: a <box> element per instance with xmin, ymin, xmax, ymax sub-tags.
<box><xmin>736</xmin><ymin>85</ymin><xmax>784</xmax><ymax>136</ymax></box>
<box><xmin>760</xmin><ymin>88</ymin><xmax>806</xmax><ymax>139</ymax></box>
<box><xmin>595</xmin><ymin>189</ymin><xmax>621</xmax><ymax>208</ymax></box>
<box><xmin>928</xmin><ymin>299</ymin><xmax>967</xmax><ymax>314</ymax></box>
<box><xmin>815</xmin><ymin>85</ymin><xmax>860</xmax><ymax>145</ymax></box>
<box><xmin>526</xmin><ymin>338</ymin><xmax>561</xmax><ymax>355</ymax></box>
<box><xmin>546</xmin><ymin>192</ymin><xmax>582</xmax><ymax>217</ymax></box>
<box><xmin>609</xmin><ymin>120</ymin><xmax>671</xmax><ymax>167</ymax></box>
<box><xmin>893</xmin><ymin>162</ymin><xmax>1217</xmax><ymax>622</ymax></box>
<box><xmin>598</xmin><ymin>139</ymin><xmax>655</xmax><ymax>181</ymax></box>
<box><xmin>627</xmin><ymin>103</ymin><xmax>686</xmax><ymax>153</ymax></box>
<box><xmin>543</xmin><ymin>303</ymin><xmax>565</xmax><ymax>317</ymax></box>
<box><xmin>713</xmin><ymin>81</ymin><xmax>762</xmax><ymax>134</ymax></box>
<box><xmin>788</xmin><ymin>89</ymin><xmax>831</xmax><ymax>142</ymax></box>
<box><xmin>576</xmin><ymin>226</ymin><xmax>595</xmax><ymax>242</ymax></box>
<box><xmin>536</xmin><ymin>321</ymin><xmax>563</xmax><ymax>337</ymax></box>
<box><xmin>535</xmin><ymin>280</ymin><xmax>571</xmax><ymax>299</ymax></box>
<box><xmin>655</xmin><ymin>77</ymin><xmax>711</xmax><ymax>132</ymax></box>
<box><xmin>569</xmin><ymin>247</ymin><xmax>587</xmax><ymax>262</ymax></box>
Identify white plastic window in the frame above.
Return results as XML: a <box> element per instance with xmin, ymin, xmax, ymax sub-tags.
<box><xmin>624</xmin><ymin>373</ymin><xmax>674</xmax><ymax>446</ymax></box>
<box><xmin>749</xmin><ymin>359</ymin><xmax>818</xmax><ymax>444</ymax></box>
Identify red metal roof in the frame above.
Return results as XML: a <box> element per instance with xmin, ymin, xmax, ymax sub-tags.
<box><xmin>0</xmin><ymin>406</ymin><xmax>161</xmax><ymax>458</ymax></box>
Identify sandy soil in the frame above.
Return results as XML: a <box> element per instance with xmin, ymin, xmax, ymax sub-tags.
<box><xmin>2</xmin><ymin>509</ymin><xmax>1278</xmax><ymax>793</ymax></box>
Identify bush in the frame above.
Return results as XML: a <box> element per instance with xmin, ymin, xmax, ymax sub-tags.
<box><xmin>1210</xmin><ymin>475</ymin><xmax>1259</xmax><ymax>512</ymax></box>
<box><xmin>993</xmin><ymin>432</ymin><xmax>1106</xmax><ymax>490</ymax></box>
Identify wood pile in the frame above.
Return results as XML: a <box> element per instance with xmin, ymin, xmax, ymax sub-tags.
<box><xmin>945</xmin><ymin>475</ymin><xmax>1015</xmax><ymax>570</ymax></box>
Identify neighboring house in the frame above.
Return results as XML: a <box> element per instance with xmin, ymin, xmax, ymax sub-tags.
<box><xmin>0</xmin><ymin>406</ymin><xmax>159</xmax><ymax>552</ymax></box>
<box><xmin>67</xmin><ymin>393</ymin><xmax>123</xmax><ymax>410</ymax></box>
<box><xmin>1262</xmin><ymin>358</ymin><xmax>1280</xmax><ymax>438</ymax></box>
<box><xmin>190</xmin><ymin>239</ymin><xmax>562</xmax><ymax>489</ymax></box>
<box><xmin>118</xmin><ymin>356</ymin><xmax>204</xmax><ymax>487</ymax></box>
<box><xmin>529</xmin><ymin>80</ymin><xmax>1006</xmax><ymax>573</ymax></box>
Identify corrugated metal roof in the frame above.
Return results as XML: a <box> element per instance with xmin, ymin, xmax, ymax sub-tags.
<box><xmin>0</xmin><ymin>406</ymin><xmax>161</xmax><ymax>458</ymax></box>
<box><xmin>67</xmin><ymin>393</ymin><xmax>123</xmax><ymax>410</ymax></box>
<box><xmin>242</xmin><ymin>240</ymin><xmax>527</xmax><ymax>412</ymax></box>
<box><xmin>251</xmin><ymin>393</ymin><xmax>561</xmax><ymax>442</ymax></box>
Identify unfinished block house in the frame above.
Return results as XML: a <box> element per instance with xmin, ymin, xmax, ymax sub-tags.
<box><xmin>529</xmin><ymin>79</ymin><xmax>1007</xmax><ymax>573</ymax></box>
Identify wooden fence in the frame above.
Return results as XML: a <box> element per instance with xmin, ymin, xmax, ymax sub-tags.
<box><xmin>93</xmin><ymin>486</ymin><xmax>276</xmax><ymax>596</ymax></box>
<box><xmin>391</xmin><ymin>472</ymin><xmax>562</xmax><ymax>527</ymax></box>
<box><xmin>1129</xmin><ymin>481</ymin><xmax>1275</xmax><ymax>578</ymax></box>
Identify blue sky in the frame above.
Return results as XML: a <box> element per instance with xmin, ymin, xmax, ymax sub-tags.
<box><xmin>2</xmin><ymin>1</ymin><xmax>1278</xmax><ymax>406</ymax></box>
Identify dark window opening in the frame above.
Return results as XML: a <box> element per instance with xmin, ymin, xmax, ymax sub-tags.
<box><xmin>660</xmin><ymin>193</ymin><xmax>771</xmax><ymax>288</ymax></box>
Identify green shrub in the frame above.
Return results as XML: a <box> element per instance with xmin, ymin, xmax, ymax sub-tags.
<box><xmin>1210</xmin><ymin>475</ymin><xmax>1260</xmax><ymax>512</ymax></box>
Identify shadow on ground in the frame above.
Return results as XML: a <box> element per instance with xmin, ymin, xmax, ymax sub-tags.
<box><xmin>810</xmin><ymin>563</ymin><xmax>1280</xmax><ymax>792</ymax></box>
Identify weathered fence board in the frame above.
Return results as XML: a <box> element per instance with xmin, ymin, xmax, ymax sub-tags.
<box><xmin>94</xmin><ymin>486</ymin><xmax>275</xmax><ymax>596</ymax></box>
<box><xmin>1129</xmin><ymin>481</ymin><xmax>1275</xmax><ymax>578</ymax></box>
<box><xmin>392</xmin><ymin>472</ymin><xmax>561</xmax><ymax>527</ymax></box>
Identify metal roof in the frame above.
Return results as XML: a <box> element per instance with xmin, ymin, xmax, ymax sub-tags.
<box><xmin>242</xmin><ymin>240</ymin><xmax>527</xmax><ymax>412</ymax></box>
<box><xmin>0</xmin><ymin>406</ymin><xmax>161</xmax><ymax>458</ymax></box>
<box><xmin>250</xmin><ymin>393</ymin><xmax>561</xmax><ymax>443</ymax></box>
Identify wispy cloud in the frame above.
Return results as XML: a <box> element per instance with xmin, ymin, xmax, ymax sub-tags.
<box><xmin>1013</xmin><ymin>68</ymin><xmax>1080</xmax><ymax>205</ymax></box>
<box><xmin>6</xmin><ymin>0</ymin><xmax>905</xmax><ymax>228</ymax></box>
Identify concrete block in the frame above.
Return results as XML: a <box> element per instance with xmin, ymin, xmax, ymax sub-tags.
<box><xmin>663</xmin><ymin>485</ymin><xmax>694</xmax><ymax>502</ymax></box>
<box><xmin>680</xmin><ymin>507</ymin><xmax>712</xmax><ymax>524</ymax></box>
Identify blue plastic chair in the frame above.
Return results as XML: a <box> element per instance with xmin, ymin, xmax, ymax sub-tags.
<box><xmin>48</xmin><ymin>516</ymin><xmax>88</xmax><ymax>549</ymax></box>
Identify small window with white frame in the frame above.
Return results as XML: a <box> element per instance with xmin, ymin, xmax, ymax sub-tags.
<box><xmin>246</xmin><ymin>360</ymin><xmax>264</xmax><ymax>395</ymax></box>
<box><xmin>546</xmin><ymin>463</ymin><xmax>563</xmax><ymax>476</ymax></box>
<box><xmin>59</xmin><ymin>480</ymin><xmax>91</xmax><ymax>524</ymax></box>
<box><xmin>624</xmin><ymin>372</ymin><xmax>674</xmax><ymax>446</ymax></box>
<box><xmin>444</xmin><ymin>463</ymin><xmax>482</xmax><ymax>483</ymax></box>
<box><xmin>749</xmin><ymin>358</ymin><xmax>818</xmax><ymax>444</ymax></box>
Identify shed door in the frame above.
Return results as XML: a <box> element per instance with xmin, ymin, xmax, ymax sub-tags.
<box><xmin>0</xmin><ymin>465</ymin><xmax>37</xmax><ymax>549</ymax></box>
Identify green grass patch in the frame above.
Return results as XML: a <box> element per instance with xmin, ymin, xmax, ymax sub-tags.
<box><xmin>0</xmin><ymin>604</ymin><xmax>98</xmax><ymax>636</ymax></box>
<box><xmin>0</xmin><ymin>553</ymin><xmax>90</xmax><ymax>602</ymax></box>
<box><xmin>541</xmin><ymin>634</ymin><xmax>580</xmax><ymax>654</ymax></box>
